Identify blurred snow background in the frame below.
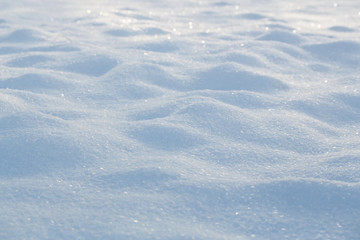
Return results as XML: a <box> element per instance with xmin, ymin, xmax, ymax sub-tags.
<box><xmin>0</xmin><ymin>0</ymin><xmax>360</xmax><ymax>239</ymax></box>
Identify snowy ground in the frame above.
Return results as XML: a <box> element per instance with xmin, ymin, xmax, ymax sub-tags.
<box><xmin>0</xmin><ymin>0</ymin><xmax>360</xmax><ymax>239</ymax></box>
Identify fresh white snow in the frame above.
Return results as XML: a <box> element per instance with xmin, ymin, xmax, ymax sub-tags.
<box><xmin>0</xmin><ymin>0</ymin><xmax>360</xmax><ymax>239</ymax></box>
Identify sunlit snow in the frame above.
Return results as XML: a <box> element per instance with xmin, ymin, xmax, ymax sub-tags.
<box><xmin>0</xmin><ymin>0</ymin><xmax>359</xmax><ymax>239</ymax></box>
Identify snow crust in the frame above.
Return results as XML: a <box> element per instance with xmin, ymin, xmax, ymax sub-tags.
<box><xmin>1</xmin><ymin>0</ymin><xmax>360</xmax><ymax>239</ymax></box>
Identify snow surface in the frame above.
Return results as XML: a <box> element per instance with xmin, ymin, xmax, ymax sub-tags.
<box><xmin>1</xmin><ymin>0</ymin><xmax>360</xmax><ymax>239</ymax></box>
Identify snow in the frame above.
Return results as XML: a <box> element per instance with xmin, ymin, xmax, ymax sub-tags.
<box><xmin>0</xmin><ymin>0</ymin><xmax>360</xmax><ymax>239</ymax></box>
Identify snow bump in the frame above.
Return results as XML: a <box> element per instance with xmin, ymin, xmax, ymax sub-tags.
<box><xmin>194</xmin><ymin>64</ymin><xmax>289</xmax><ymax>92</ymax></box>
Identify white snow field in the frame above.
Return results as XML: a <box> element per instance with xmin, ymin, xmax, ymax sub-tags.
<box><xmin>1</xmin><ymin>0</ymin><xmax>360</xmax><ymax>239</ymax></box>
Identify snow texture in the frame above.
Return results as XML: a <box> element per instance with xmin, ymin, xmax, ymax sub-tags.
<box><xmin>0</xmin><ymin>0</ymin><xmax>360</xmax><ymax>239</ymax></box>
